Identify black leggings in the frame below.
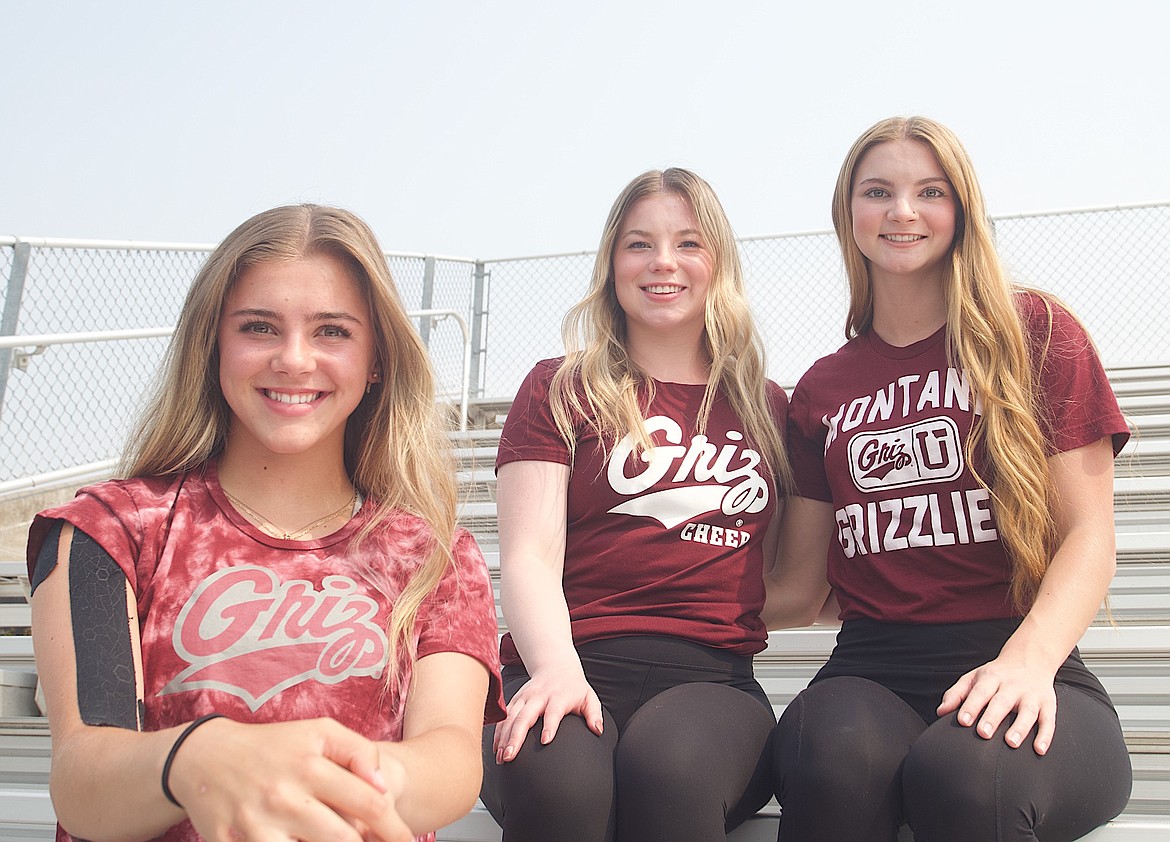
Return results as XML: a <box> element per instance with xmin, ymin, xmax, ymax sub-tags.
<box><xmin>772</xmin><ymin>620</ymin><xmax>1132</xmax><ymax>842</ymax></box>
<box><xmin>480</xmin><ymin>635</ymin><xmax>776</xmax><ymax>842</ymax></box>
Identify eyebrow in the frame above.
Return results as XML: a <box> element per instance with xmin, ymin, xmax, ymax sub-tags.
<box><xmin>857</xmin><ymin>176</ymin><xmax>949</xmax><ymax>187</ymax></box>
<box><xmin>225</xmin><ymin>307</ymin><xmax>364</xmax><ymax>324</ymax></box>
<box><xmin>621</xmin><ymin>228</ymin><xmax>704</xmax><ymax>238</ymax></box>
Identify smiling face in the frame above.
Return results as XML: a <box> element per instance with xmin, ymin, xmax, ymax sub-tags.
<box><xmin>216</xmin><ymin>253</ymin><xmax>377</xmax><ymax>465</ymax></box>
<box><xmin>850</xmin><ymin>139</ymin><xmax>957</xmax><ymax>289</ymax></box>
<box><xmin>612</xmin><ymin>192</ymin><xmax>714</xmax><ymax>346</ymax></box>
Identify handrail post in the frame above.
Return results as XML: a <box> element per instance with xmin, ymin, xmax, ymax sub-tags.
<box><xmin>419</xmin><ymin>256</ymin><xmax>436</xmax><ymax>347</ymax></box>
<box><xmin>470</xmin><ymin>260</ymin><xmax>489</xmax><ymax>399</ymax></box>
<box><xmin>0</xmin><ymin>240</ymin><xmax>32</xmax><ymax>422</ymax></box>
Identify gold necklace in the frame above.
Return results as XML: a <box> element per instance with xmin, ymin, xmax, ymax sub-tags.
<box><xmin>224</xmin><ymin>489</ymin><xmax>358</xmax><ymax>540</ymax></box>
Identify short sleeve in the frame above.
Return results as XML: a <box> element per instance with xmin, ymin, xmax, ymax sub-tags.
<box><xmin>1020</xmin><ymin>293</ymin><xmax>1131</xmax><ymax>457</ymax></box>
<box><xmin>414</xmin><ymin>529</ymin><xmax>506</xmax><ymax>723</ymax></box>
<box><xmin>496</xmin><ymin>359</ymin><xmax>573</xmax><ymax>471</ymax></box>
<box><xmin>26</xmin><ymin>482</ymin><xmax>145</xmax><ymax>592</ymax></box>
<box><xmin>785</xmin><ymin>376</ymin><xmax>833</xmax><ymax>502</ymax></box>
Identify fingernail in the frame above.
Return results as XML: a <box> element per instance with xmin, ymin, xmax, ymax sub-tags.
<box><xmin>1036</xmin><ymin>741</ymin><xmax>1048</xmax><ymax>754</ymax></box>
<box><xmin>959</xmin><ymin>712</ymin><xmax>972</xmax><ymax>725</ymax></box>
<box><xmin>1008</xmin><ymin>732</ymin><xmax>1021</xmax><ymax>747</ymax></box>
<box><xmin>979</xmin><ymin>723</ymin><xmax>993</xmax><ymax>737</ymax></box>
<box><xmin>372</xmin><ymin>769</ymin><xmax>387</xmax><ymax>789</ymax></box>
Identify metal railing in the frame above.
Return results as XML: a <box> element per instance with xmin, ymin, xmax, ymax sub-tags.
<box><xmin>0</xmin><ymin>308</ymin><xmax>473</xmax><ymax>489</ymax></box>
<box><xmin>4</xmin><ymin>202</ymin><xmax>1168</xmax><ymax>483</ymax></box>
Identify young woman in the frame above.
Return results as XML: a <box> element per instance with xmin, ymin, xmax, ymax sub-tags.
<box><xmin>764</xmin><ymin>117</ymin><xmax>1132</xmax><ymax>841</ymax></box>
<box><xmin>479</xmin><ymin>168</ymin><xmax>793</xmax><ymax>841</ymax></box>
<box><xmin>27</xmin><ymin>204</ymin><xmax>504</xmax><ymax>842</ymax></box>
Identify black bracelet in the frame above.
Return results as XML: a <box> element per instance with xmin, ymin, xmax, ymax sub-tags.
<box><xmin>161</xmin><ymin>713</ymin><xmax>226</xmax><ymax>808</ymax></box>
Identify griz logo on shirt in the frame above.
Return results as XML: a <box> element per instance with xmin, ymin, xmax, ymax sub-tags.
<box><xmin>162</xmin><ymin>566</ymin><xmax>388</xmax><ymax>710</ymax></box>
<box><xmin>821</xmin><ymin>370</ymin><xmax>998</xmax><ymax>559</ymax></box>
<box><xmin>605</xmin><ymin>415</ymin><xmax>768</xmax><ymax>547</ymax></box>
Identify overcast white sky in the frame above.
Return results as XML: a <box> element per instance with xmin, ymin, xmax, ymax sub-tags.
<box><xmin>2</xmin><ymin>0</ymin><xmax>1167</xmax><ymax>259</ymax></box>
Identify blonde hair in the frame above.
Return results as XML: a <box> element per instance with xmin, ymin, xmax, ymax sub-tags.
<box><xmin>550</xmin><ymin>168</ymin><xmax>791</xmax><ymax>492</ymax></box>
<box><xmin>832</xmin><ymin>117</ymin><xmax>1055</xmax><ymax>612</ymax></box>
<box><xmin>122</xmin><ymin>203</ymin><xmax>457</xmax><ymax>673</ymax></box>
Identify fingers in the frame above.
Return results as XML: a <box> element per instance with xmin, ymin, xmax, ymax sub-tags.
<box><xmin>583</xmin><ymin>689</ymin><xmax>604</xmax><ymax>737</ymax></box>
<box><xmin>493</xmin><ymin>695</ymin><xmax>542</xmax><ymax>763</ymax></box>
<box><xmin>936</xmin><ymin>671</ymin><xmax>974</xmax><ymax>716</ymax></box>
<box><xmin>318</xmin><ymin>718</ymin><xmax>388</xmax><ymax>793</ymax></box>
<box><xmin>938</xmin><ymin>666</ymin><xmax>1059</xmax><ymax>754</ymax></box>
<box><xmin>1032</xmin><ymin>698</ymin><xmax>1057</xmax><ymax>755</ymax></box>
<box><xmin>492</xmin><ymin>677</ymin><xmax>605</xmax><ymax>764</ymax></box>
<box><xmin>179</xmin><ymin>718</ymin><xmax>410</xmax><ymax>842</ymax></box>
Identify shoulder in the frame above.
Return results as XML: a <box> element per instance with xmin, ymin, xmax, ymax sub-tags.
<box><xmin>764</xmin><ymin>378</ymin><xmax>790</xmax><ymax>419</ymax></box>
<box><xmin>1013</xmin><ymin>288</ymin><xmax>1086</xmax><ymax>341</ymax></box>
<box><xmin>792</xmin><ymin>336</ymin><xmax>868</xmax><ymax>395</ymax></box>
<box><xmin>41</xmin><ymin>473</ymin><xmax>192</xmax><ymax>523</ymax></box>
<box><xmin>26</xmin><ymin>471</ymin><xmax>203</xmax><ymax>578</ymax></box>
<box><xmin>1012</xmin><ymin>289</ymin><xmax>1102</xmax><ymax>370</ymax></box>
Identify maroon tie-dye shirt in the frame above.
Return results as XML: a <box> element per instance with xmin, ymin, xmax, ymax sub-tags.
<box><xmin>29</xmin><ymin>460</ymin><xmax>504</xmax><ymax>842</ymax></box>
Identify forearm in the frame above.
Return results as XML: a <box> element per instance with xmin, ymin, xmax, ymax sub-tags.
<box><xmin>1000</xmin><ymin>525</ymin><xmax>1115</xmax><ymax>675</ymax></box>
<box><xmin>49</xmin><ymin>723</ymin><xmax>184</xmax><ymax>842</ymax></box>
<box><xmin>499</xmin><ymin>560</ymin><xmax>580</xmax><ymax>674</ymax></box>
<box><xmin>999</xmin><ymin>440</ymin><xmax>1118</xmax><ymax>675</ymax></box>
<box><xmin>761</xmin><ymin>497</ymin><xmax>834</xmax><ymax>629</ymax></box>
<box><xmin>379</xmin><ymin>724</ymin><xmax>483</xmax><ymax>834</ymax></box>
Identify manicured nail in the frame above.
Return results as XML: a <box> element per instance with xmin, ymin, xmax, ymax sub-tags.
<box><xmin>960</xmin><ymin>712</ymin><xmax>972</xmax><ymax>725</ymax></box>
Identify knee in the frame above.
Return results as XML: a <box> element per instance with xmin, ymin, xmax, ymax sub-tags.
<box><xmin>489</xmin><ymin>716</ymin><xmax>617</xmax><ymax>807</ymax></box>
<box><xmin>774</xmin><ymin>678</ymin><xmax>924</xmax><ymax>798</ymax></box>
<box><xmin>617</xmin><ymin>683</ymin><xmax>773</xmax><ymax>799</ymax></box>
<box><xmin>903</xmin><ymin>716</ymin><xmax>1005</xmax><ymax>833</ymax></box>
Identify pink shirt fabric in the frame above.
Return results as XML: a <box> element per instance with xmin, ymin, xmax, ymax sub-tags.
<box><xmin>28</xmin><ymin>461</ymin><xmax>504</xmax><ymax>842</ymax></box>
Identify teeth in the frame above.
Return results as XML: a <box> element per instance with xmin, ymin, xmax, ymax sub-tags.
<box><xmin>883</xmin><ymin>234</ymin><xmax>924</xmax><ymax>242</ymax></box>
<box><xmin>644</xmin><ymin>285</ymin><xmax>682</xmax><ymax>294</ymax></box>
<box><xmin>264</xmin><ymin>390</ymin><xmax>320</xmax><ymax>404</ymax></box>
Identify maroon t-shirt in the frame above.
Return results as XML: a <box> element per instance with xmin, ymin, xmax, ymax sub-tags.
<box><xmin>496</xmin><ymin>359</ymin><xmax>789</xmax><ymax>666</ymax></box>
<box><xmin>28</xmin><ymin>462</ymin><xmax>505</xmax><ymax>842</ymax></box>
<box><xmin>787</xmin><ymin>292</ymin><xmax>1130</xmax><ymax>623</ymax></box>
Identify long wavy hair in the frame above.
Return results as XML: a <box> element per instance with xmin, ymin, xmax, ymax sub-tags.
<box><xmin>549</xmin><ymin>168</ymin><xmax>791</xmax><ymax>492</ymax></box>
<box><xmin>831</xmin><ymin>117</ymin><xmax>1056</xmax><ymax>612</ymax></box>
<box><xmin>122</xmin><ymin>203</ymin><xmax>458</xmax><ymax>673</ymax></box>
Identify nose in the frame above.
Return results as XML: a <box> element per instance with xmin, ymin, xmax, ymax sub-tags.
<box><xmin>272</xmin><ymin>333</ymin><xmax>315</xmax><ymax>374</ymax></box>
<box><xmin>889</xmin><ymin>194</ymin><xmax>918</xmax><ymax>222</ymax></box>
<box><xmin>649</xmin><ymin>247</ymin><xmax>678</xmax><ymax>272</ymax></box>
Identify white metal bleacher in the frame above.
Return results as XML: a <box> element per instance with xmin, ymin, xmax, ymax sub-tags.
<box><xmin>1</xmin><ymin>363</ymin><xmax>1167</xmax><ymax>840</ymax></box>
<box><xmin>439</xmin><ymin>363</ymin><xmax>1170</xmax><ymax>840</ymax></box>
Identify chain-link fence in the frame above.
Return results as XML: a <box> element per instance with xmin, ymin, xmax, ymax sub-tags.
<box><xmin>479</xmin><ymin>203</ymin><xmax>1170</xmax><ymax>397</ymax></box>
<box><xmin>3</xmin><ymin>202</ymin><xmax>1167</xmax><ymax>483</ymax></box>
<box><xmin>0</xmin><ymin>240</ymin><xmax>480</xmax><ymax>482</ymax></box>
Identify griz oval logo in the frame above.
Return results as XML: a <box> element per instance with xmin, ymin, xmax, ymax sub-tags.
<box><xmin>847</xmin><ymin>416</ymin><xmax>963</xmax><ymax>492</ymax></box>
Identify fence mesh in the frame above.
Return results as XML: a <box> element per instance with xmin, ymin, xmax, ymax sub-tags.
<box><xmin>478</xmin><ymin>204</ymin><xmax>1170</xmax><ymax>395</ymax></box>
<box><xmin>3</xmin><ymin>203</ymin><xmax>1167</xmax><ymax>483</ymax></box>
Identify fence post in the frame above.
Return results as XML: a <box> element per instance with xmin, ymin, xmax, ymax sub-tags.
<box><xmin>0</xmin><ymin>240</ymin><xmax>32</xmax><ymax>422</ymax></box>
<box><xmin>470</xmin><ymin>260</ymin><xmax>489</xmax><ymax>398</ymax></box>
<box><xmin>419</xmin><ymin>255</ymin><xmax>436</xmax><ymax>347</ymax></box>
